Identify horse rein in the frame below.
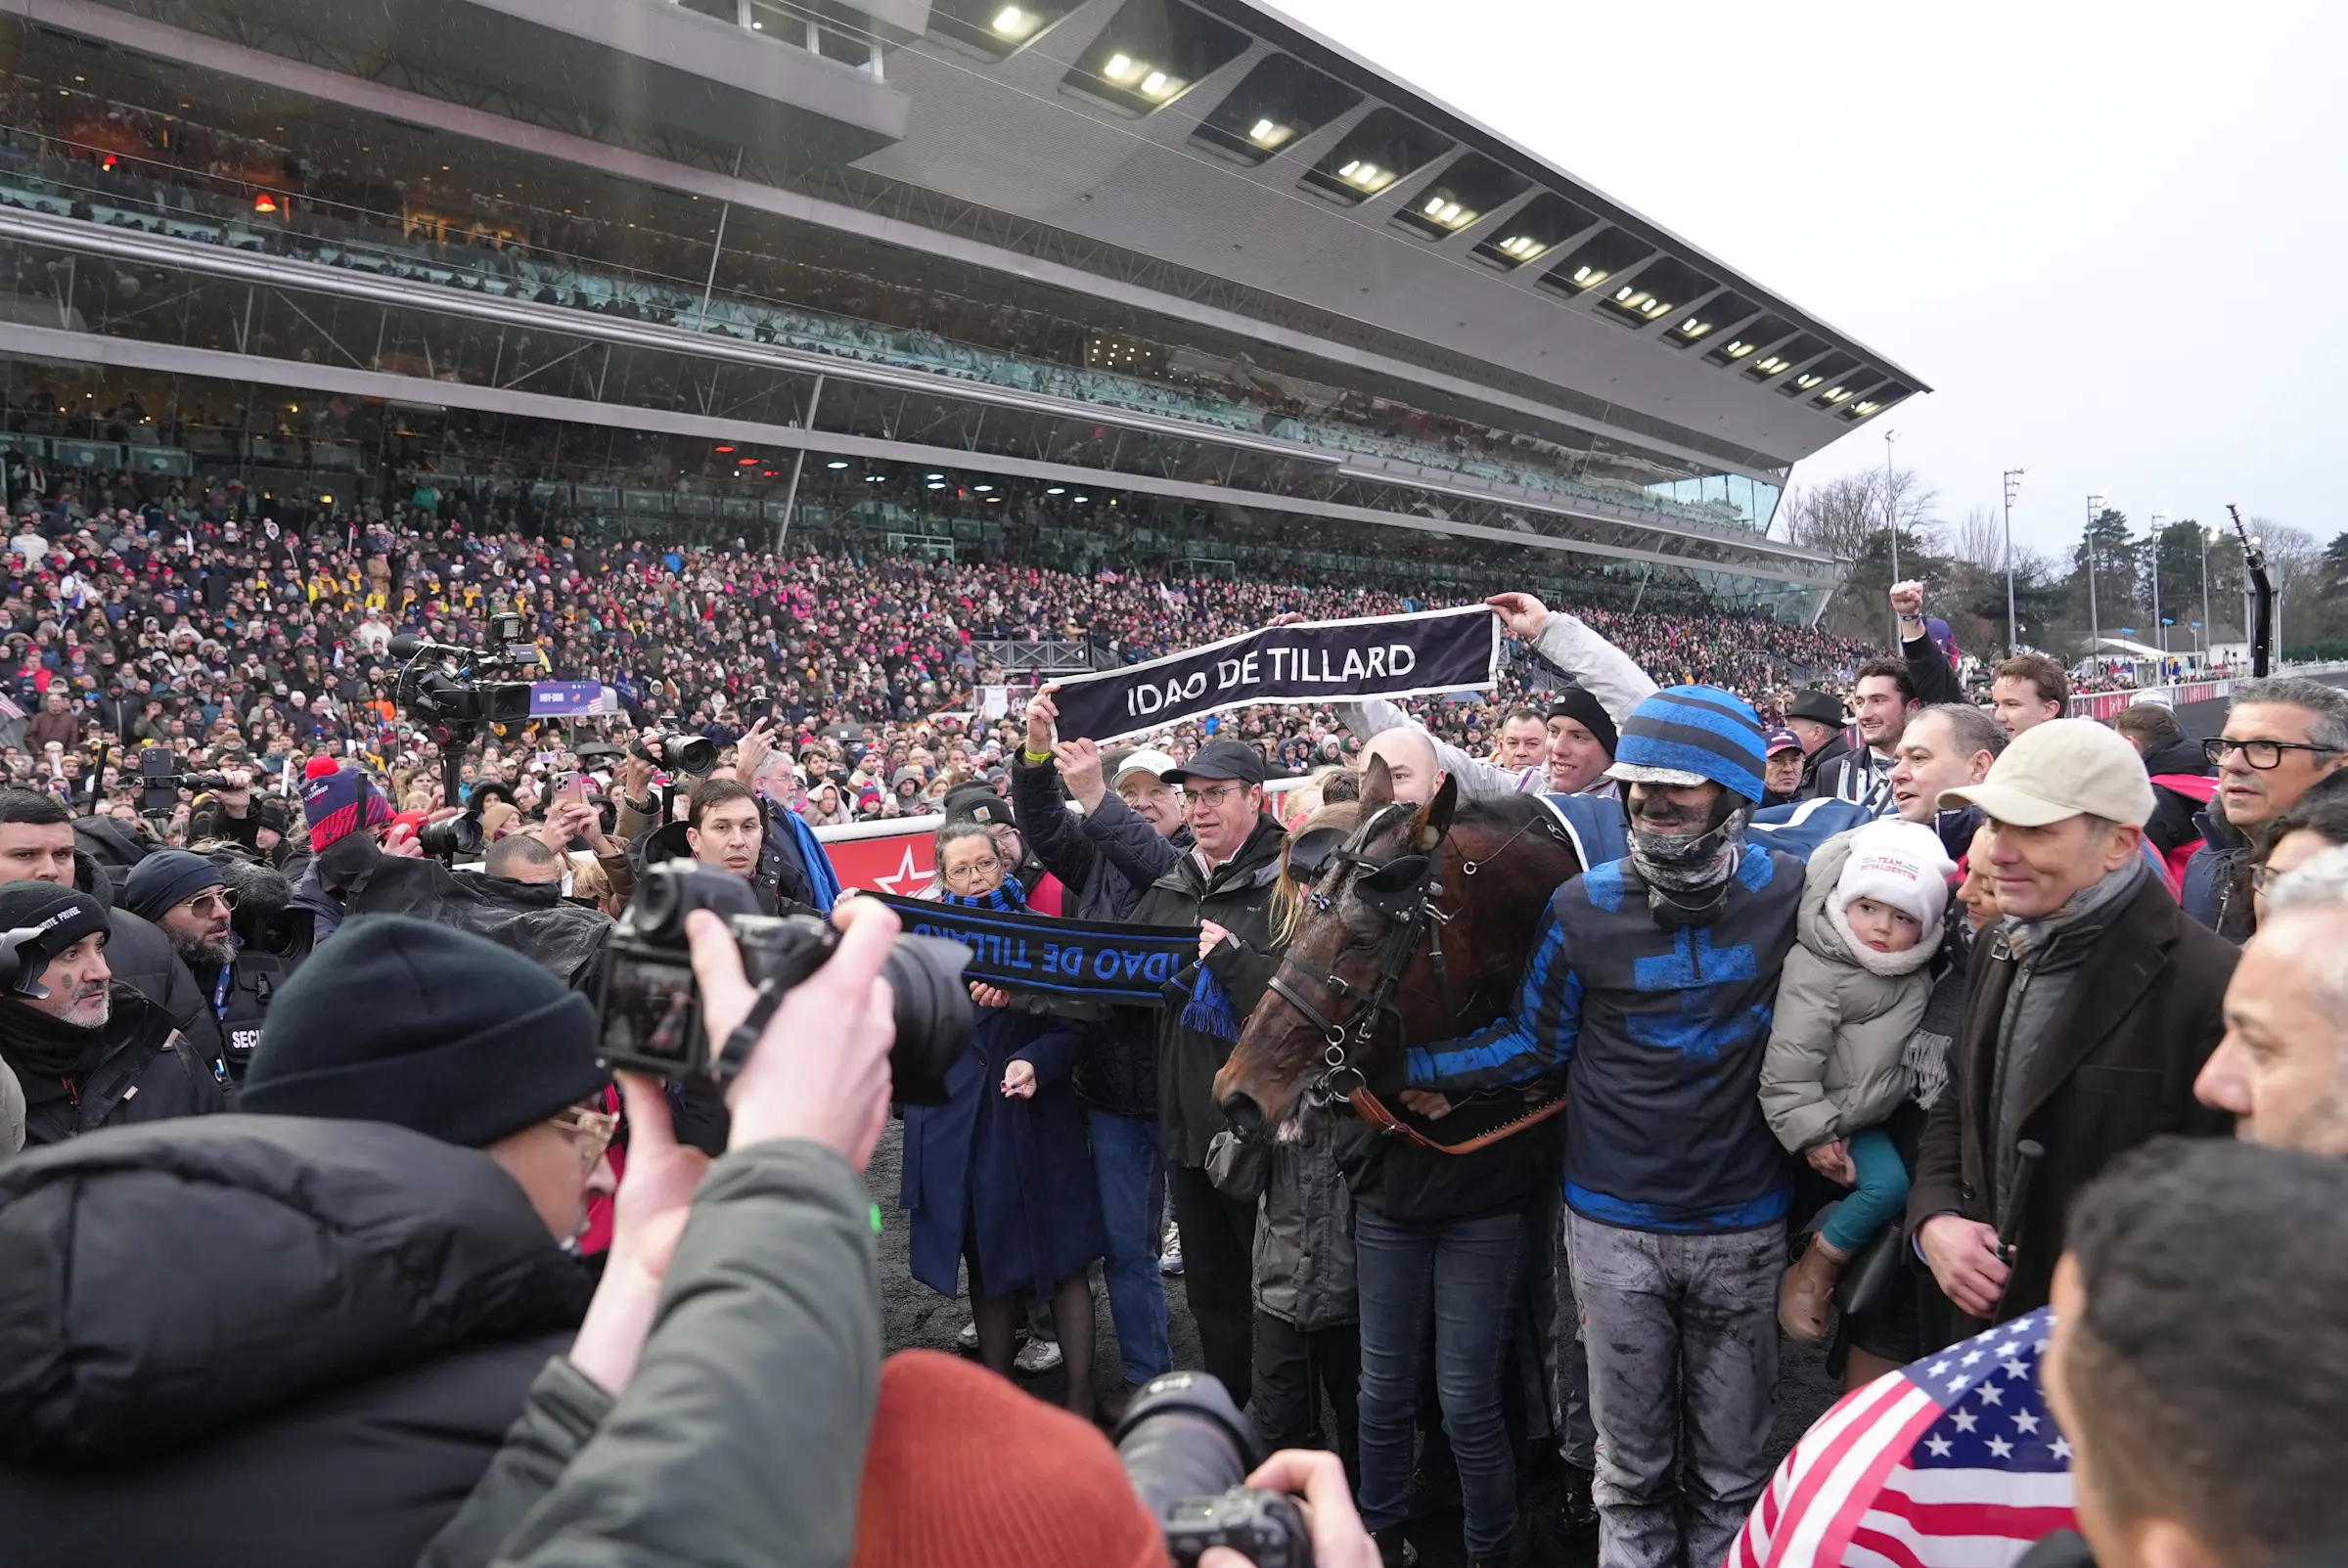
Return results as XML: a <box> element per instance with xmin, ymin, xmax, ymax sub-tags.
<box><xmin>1264</xmin><ymin>803</ymin><xmax>1570</xmax><ymax>1156</ymax></box>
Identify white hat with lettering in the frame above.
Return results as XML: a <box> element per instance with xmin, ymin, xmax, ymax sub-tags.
<box><xmin>1112</xmin><ymin>747</ymin><xmax>1179</xmax><ymax>785</ymax></box>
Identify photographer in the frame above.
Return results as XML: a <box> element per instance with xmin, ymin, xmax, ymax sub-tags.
<box><xmin>423</xmin><ymin>899</ymin><xmax>1378</xmax><ymax>1568</ymax></box>
<box><xmin>185</xmin><ymin>766</ymin><xmax>263</xmax><ymax>853</ymax></box>
<box><xmin>287</xmin><ymin>760</ymin><xmax>422</xmax><ymax>943</ymax></box>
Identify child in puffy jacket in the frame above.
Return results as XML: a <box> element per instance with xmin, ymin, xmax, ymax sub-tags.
<box><xmin>1761</xmin><ymin>819</ymin><xmax>1956</xmax><ymax>1342</ymax></box>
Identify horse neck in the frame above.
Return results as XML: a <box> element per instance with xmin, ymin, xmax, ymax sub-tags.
<box><xmin>1443</xmin><ymin>821</ymin><xmax>1581</xmax><ymax>983</ymax></box>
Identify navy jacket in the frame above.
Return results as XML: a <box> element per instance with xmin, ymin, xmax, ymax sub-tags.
<box><xmin>1407</xmin><ymin>843</ymin><xmax>1802</xmax><ymax>1233</ymax></box>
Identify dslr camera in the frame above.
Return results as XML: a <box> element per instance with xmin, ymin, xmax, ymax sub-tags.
<box><xmin>628</xmin><ymin>731</ymin><xmax>716</xmax><ymax>777</ymax></box>
<box><xmin>1115</xmin><ymin>1372</ymin><xmax>1312</xmax><ymax>1568</ymax></box>
<box><xmin>595</xmin><ymin>863</ymin><xmax>972</xmax><ymax>1104</ymax></box>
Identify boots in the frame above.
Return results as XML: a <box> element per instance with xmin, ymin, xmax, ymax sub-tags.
<box><xmin>1779</xmin><ymin>1232</ymin><xmax>1851</xmax><ymax>1342</ymax></box>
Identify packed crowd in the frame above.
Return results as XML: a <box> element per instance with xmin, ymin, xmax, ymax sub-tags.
<box><xmin>12</xmin><ymin>451</ymin><xmax>2348</xmax><ymax>1568</ymax></box>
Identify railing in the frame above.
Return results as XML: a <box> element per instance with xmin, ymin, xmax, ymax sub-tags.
<box><xmin>969</xmin><ymin>639</ymin><xmax>1105</xmax><ymax>675</ymax></box>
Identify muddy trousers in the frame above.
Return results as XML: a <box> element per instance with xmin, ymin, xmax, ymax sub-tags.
<box><xmin>1564</xmin><ymin>1210</ymin><xmax>1783</xmax><ymax>1568</ymax></box>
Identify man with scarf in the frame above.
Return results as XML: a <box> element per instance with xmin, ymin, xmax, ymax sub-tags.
<box><xmin>1397</xmin><ymin>686</ymin><xmax>1802</xmax><ymax>1568</ymax></box>
<box><xmin>0</xmin><ymin>880</ymin><xmax>227</xmax><ymax>1146</ymax></box>
<box><xmin>1909</xmin><ymin>718</ymin><xmax>2235</xmax><ymax>1331</ymax></box>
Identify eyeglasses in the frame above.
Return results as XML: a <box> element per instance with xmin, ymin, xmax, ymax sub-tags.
<box><xmin>177</xmin><ymin>889</ymin><xmax>236</xmax><ymax>917</ymax></box>
<box><xmin>939</xmin><ymin>861</ymin><xmax>1002</xmax><ymax>884</ymax></box>
<box><xmin>1187</xmin><ymin>783</ymin><xmax>1251</xmax><ymax>808</ymax></box>
<box><xmin>2203</xmin><ymin>737</ymin><xmax>2341</xmax><ymax>771</ymax></box>
<box><xmin>549</xmin><ymin>1101</ymin><xmax>618</xmax><ymax>1166</ymax></box>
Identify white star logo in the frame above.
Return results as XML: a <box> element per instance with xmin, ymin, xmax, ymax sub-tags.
<box><xmin>1977</xmin><ymin>1383</ymin><xmax>2004</xmax><ymax>1406</ymax></box>
<box><xmin>2012</xmin><ymin>1411</ymin><xmax>2041</xmax><ymax>1434</ymax></box>
<box><xmin>871</xmin><ymin>845</ymin><xmax>925</xmax><ymax>895</ymax></box>
<box><xmin>1928</xmin><ymin>1359</ymin><xmax>1953</xmax><ymax>1376</ymax></box>
<box><xmin>1951</xmin><ymin>1409</ymin><xmax>1978</xmax><ymax>1432</ymax></box>
<box><xmin>2003</xmin><ymin>1359</ymin><xmax>2030</xmax><ymax>1380</ymax></box>
<box><xmin>1924</xmin><ymin>1435</ymin><xmax>1954</xmax><ymax>1457</ymax></box>
<box><xmin>2052</xmin><ymin>1437</ymin><xmax>2073</xmax><ymax>1460</ymax></box>
<box><xmin>1960</xmin><ymin>1349</ymin><xmax>1985</xmax><ymax>1366</ymax></box>
<box><xmin>1987</xmin><ymin>1436</ymin><xmax>2013</xmax><ymax>1459</ymax></box>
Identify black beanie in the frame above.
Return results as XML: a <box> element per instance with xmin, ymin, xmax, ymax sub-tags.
<box><xmin>0</xmin><ymin>880</ymin><xmax>111</xmax><ymax>996</ymax></box>
<box><xmin>121</xmin><ymin>850</ymin><xmax>225</xmax><ymax>924</ymax></box>
<box><xmin>1547</xmin><ymin>686</ymin><xmax>1619</xmax><ymax>758</ymax></box>
<box><xmin>241</xmin><ymin>915</ymin><xmax>608</xmax><ymax>1148</ymax></box>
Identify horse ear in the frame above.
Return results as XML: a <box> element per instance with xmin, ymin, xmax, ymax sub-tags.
<box><xmin>1359</xmin><ymin>754</ymin><xmax>1394</xmax><ymax>812</ymax></box>
<box><xmin>1413</xmin><ymin>769</ymin><xmax>1458</xmax><ymax>850</ymax></box>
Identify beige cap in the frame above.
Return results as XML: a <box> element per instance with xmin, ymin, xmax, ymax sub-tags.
<box><xmin>1938</xmin><ymin>717</ymin><xmax>2155</xmax><ymax>828</ymax></box>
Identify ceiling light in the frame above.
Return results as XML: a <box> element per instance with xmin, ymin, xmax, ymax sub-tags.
<box><xmin>737</xmin><ymin>457</ymin><xmax>758</xmax><ymax>466</ymax></box>
<box><xmin>1248</xmin><ymin>118</ymin><xmax>1290</xmax><ymax>148</ymax></box>
<box><xmin>926</xmin><ymin>471</ymin><xmax>945</xmax><ymax>479</ymax></box>
<box><xmin>1755</xmin><ymin>356</ymin><xmax>1787</xmax><ymax>374</ymax></box>
<box><xmin>826</xmin><ymin>460</ymin><xmax>848</xmax><ymax>469</ymax></box>
<box><xmin>1570</xmin><ymin>265</ymin><xmax>1608</xmax><ymax>288</ymax></box>
<box><xmin>1498</xmin><ymin>235</ymin><xmax>1547</xmax><ymax>260</ymax></box>
<box><xmin>1680</xmin><ymin>319</ymin><xmax>1712</xmax><ymax>337</ymax></box>
<box><xmin>253</xmin><ymin>194</ymin><xmax>278</xmax><ymax>214</ymax></box>
<box><xmin>1724</xmin><ymin>340</ymin><xmax>1754</xmax><ymax>358</ymax></box>
<box><xmin>751</xmin><ymin>18</ymin><xmax>762</xmax><ymax>26</ymax></box>
<box><xmin>973</xmin><ymin>484</ymin><xmax>993</xmax><ymax>493</ymax></box>
<box><xmin>926</xmin><ymin>481</ymin><xmax>947</xmax><ymax>490</ymax></box>
<box><xmin>1823</xmin><ymin>386</ymin><xmax>1853</xmax><ymax>403</ymax></box>
<box><xmin>1794</xmin><ymin>373</ymin><xmax>1823</xmax><ymax>389</ymax></box>
<box><xmin>1072</xmin><ymin>494</ymin><xmax>1091</xmax><ymax>503</ymax></box>
<box><xmin>1641</xmin><ymin>298</ymin><xmax>1670</xmax><ymax>319</ymax></box>
<box><xmin>865</xmin><ymin>474</ymin><xmax>885</xmax><ymax>482</ymax></box>
<box><xmin>714</xmin><ymin>444</ymin><xmax>735</xmax><ymax>453</ymax></box>
<box><xmin>1140</xmin><ymin>70</ymin><xmax>1169</xmax><ymax>96</ymax></box>
<box><xmin>1104</xmin><ymin>53</ymin><xmax>1134</xmax><ymax>80</ymax></box>
<box><xmin>1425</xmin><ymin>196</ymin><xmax>1446</xmax><ymax>215</ymax></box>
<box><xmin>992</xmin><ymin>5</ymin><xmax>1039</xmax><ymax>39</ymax></box>
<box><xmin>1853</xmin><ymin>400</ymin><xmax>1882</xmax><ymax>416</ymax></box>
<box><xmin>1047</xmin><ymin>486</ymin><xmax>1065</xmax><ymax>495</ymax></box>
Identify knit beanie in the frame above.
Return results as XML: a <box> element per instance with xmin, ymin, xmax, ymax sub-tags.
<box><xmin>1835</xmin><ymin>819</ymin><xmax>1957</xmax><ymax>930</ymax></box>
<box><xmin>851</xmin><ymin>1350</ymin><xmax>1167</xmax><ymax>1568</ymax></box>
<box><xmin>1546</xmin><ymin>686</ymin><xmax>1618</xmax><ymax>758</ymax></box>
<box><xmin>0</xmin><ymin>880</ymin><xmax>110</xmax><ymax>996</ymax></box>
<box><xmin>1606</xmin><ymin>685</ymin><xmax>1767</xmax><ymax>804</ymax></box>
<box><xmin>241</xmin><ymin>916</ymin><xmax>607</xmax><ymax>1147</ymax></box>
<box><xmin>301</xmin><ymin>757</ymin><xmax>393</xmax><ymax>852</ymax></box>
<box><xmin>121</xmin><ymin>850</ymin><xmax>226</xmax><ymax>924</ymax></box>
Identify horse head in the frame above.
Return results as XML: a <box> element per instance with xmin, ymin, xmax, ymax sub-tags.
<box><xmin>1214</xmin><ymin>757</ymin><xmax>1582</xmax><ymax>1142</ymax></box>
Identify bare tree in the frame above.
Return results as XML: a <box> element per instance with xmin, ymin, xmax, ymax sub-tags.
<box><xmin>1782</xmin><ymin>466</ymin><xmax>1942</xmax><ymax>561</ymax></box>
<box><xmin>1951</xmin><ymin>505</ymin><xmax>2006</xmax><ymax>572</ymax></box>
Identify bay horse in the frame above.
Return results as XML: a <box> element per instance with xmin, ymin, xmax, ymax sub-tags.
<box><xmin>1213</xmin><ymin>759</ymin><xmax>1588</xmax><ymax>1149</ymax></box>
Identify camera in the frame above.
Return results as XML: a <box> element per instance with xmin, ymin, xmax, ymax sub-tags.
<box><xmin>594</xmin><ymin>863</ymin><xmax>972</xmax><ymax>1103</ymax></box>
<box><xmin>629</xmin><ymin>733</ymin><xmax>716</xmax><ymax>777</ymax></box>
<box><xmin>134</xmin><ymin>751</ymin><xmax>229</xmax><ymax>815</ymax></box>
<box><xmin>417</xmin><ymin>812</ymin><xmax>484</xmax><ymax>860</ymax></box>
<box><xmin>1114</xmin><ymin>1372</ymin><xmax>1312</xmax><ymax>1568</ymax></box>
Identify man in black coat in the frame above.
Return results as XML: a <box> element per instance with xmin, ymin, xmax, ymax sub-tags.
<box><xmin>2112</xmin><ymin>698</ymin><xmax>2214</xmax><ymax>863</ymax></box>
<box><xmin>1908</xmin><ymin>720</ymin><xmax>2235</xmax><ymax>1333</ymax></box>
<box><xmin>0</xmin><ymin>881</ymin><xmax>226</xmax><ymax>1146</ymax></box>
<box><xmin>0</xmin><ymin>916</ymin><xmax>613</xmax><ymax>1568</ymax></box>
<box><xmin>1124</xmin><ymin>739</ymin><xmax>1288</xmax><ymax>1409</ymax></box>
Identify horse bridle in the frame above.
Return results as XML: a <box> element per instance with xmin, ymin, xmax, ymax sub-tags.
<box><xmin>1265</xmin><ymin>803</ymin><xmax>1562</xmax><ymax>1134</ymax></box>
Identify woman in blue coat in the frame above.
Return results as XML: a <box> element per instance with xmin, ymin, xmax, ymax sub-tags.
<box><xmin>901</xmin><ymin>823</ymin><xmax>1107</xmax><ymax>1412</ymax></box>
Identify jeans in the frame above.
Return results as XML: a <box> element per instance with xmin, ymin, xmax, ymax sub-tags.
<box><xmin>1549</xmin><ymin>1199</ymin><xmax>1597</xmax><ymax>1471</ymax></box>
<box><xmin>1254</xmin><ymin>1312</ymin><xmax>1361</xmax><ymax>1480</ymax></box>
<box><xmin>1169</xmin><ymin>1162</ymin><xmax>1257</xmax><ymax>1405</ymax></box>
<box><xmin>1355</xmin><ymin>1207</ymin><xmax>1526</xmax><ymax>1560</ymax></box>
<box><xmin>1567</xmin><ymin>1210</ymin><xmax>1782</xmax><ymax>1568</ymax></box>
<box><xmin>1819</xmin><ymin>1127</ymin><xmax>1912</xmax><ymax>1257</ymax></box>
<box><xmin>1090</xmin><ymin>1109</ymin><xmax>1172</xmax><ymax>1384</ymax></box>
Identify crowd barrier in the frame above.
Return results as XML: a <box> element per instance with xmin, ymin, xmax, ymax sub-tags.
<box><xmin>2062</xmin><ymin>660</ymin><xmax>2348</xmax><ymax>722</ymax></box>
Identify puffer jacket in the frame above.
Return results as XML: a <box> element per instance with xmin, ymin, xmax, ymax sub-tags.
<box><xmin>0</xmin><ymin>1116</ymin><xmax>592</xmax><ymax>1568</ymax></box>
<box><xmin>1759</xmin><ymin>831</ymin><xmax>1944</xmax><ymax>1153</ymax></box>
<box><xmin>71</xmin><ymin>847</ymin><xmax>222</xmax><ymax>1066</ymax></box>
<box><xmin>6</xmin><ymin>985</ymin><xmax>227</xmax><ymax>1146</ymax></box>
<box><xmin>1128</xmin><ymin>814</ymin><xmax>1288</xmax><ymax>1167</ymax></box>
<box><xmin>1206</xmin><ymin>1099</ymin><xmax>1357</xmax><ymax>1332</ymax></box>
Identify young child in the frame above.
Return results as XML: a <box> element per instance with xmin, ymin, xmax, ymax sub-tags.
<box><xmin>1761</xmin><ymin>818</ymin><xmax>1957</xmax><ymax>1341</ymax></box>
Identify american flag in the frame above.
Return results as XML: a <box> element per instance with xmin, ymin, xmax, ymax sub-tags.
<box><xmin>1730</xmin><ymin>1307</ymin><xmax>2074</xmax><ymax>1568</ymax></box>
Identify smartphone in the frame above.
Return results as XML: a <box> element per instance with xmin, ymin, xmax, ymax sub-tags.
<box><xmin>558</xmin><ymin>771</ymin><xmax>591</xmax><ymax>804</ymax></box>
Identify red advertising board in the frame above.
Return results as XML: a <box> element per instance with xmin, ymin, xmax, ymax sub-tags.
<box><xmin>817</xmin><ymin>821</ymin><xmax>938</xmax><ymax>895</ymax></box>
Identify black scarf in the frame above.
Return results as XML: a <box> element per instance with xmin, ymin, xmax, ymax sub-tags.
<box><xmin>0</xmin><ymin>990</ymin><xmax>110</xmax><ymax>1087</ymax></box>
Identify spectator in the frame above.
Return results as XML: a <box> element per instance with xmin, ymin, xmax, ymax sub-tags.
<box><xmin>1784</xmin><ymin>690</ymin><xmax>1853</xmax><ymax>787</ymax></box>
<box><xmin>1910</xmin><ymin>719</ymin><xmax>2235</xmax><ymax>1328</ymax></box>
<box><xmin>119</xmin><ymin>848</ymin><xmax>250</xmax><ymax>1074</ymax></box>
<box><xmin>1885</xmin><ymin>701</ymin><xmax>2007</xmax><ymax>859</ymax></box>
<box><xmin>2182</xmin><ymin>677</ymin><xmax>2348</xmax><ymax>941</ymax></box>
<box><xmin>2195</xmin><ymin>841</ymin><xmax>2348</xmax><ymax>1154</ymax></box>
<box><xmin>24</xmin><ymin>692</ymin><xmax>76</xmax><ymax>751</ymax></box>
<box><xmin>1807</xmin><ymin>659</ymin><xmax>1915</xmax><ymax>811</ymax></box>
<box><xmin>0</xmin><ymin>880</ymin><xmax>226</xmax><ymax>1146</ymax></box>
<box><xmin>2041</xmin><ymin>1139</ymin><xmax>2348</xmax><ymax>1568</ymax></box>
<box><xmin>0</xmin><ymin>916</ymin><xmax>615</xmax><ymax>1568</ymax></box>
<box><xmin>2110</xmin><ymin>696</ymin><xmax>2213</xmax><ymax>865</ymax></box>
<box><xmin>1887</xmin><ymin>582</ymin><xmax>1962</xmax><ymax>707</ymax></box>
<box><xmin>1987</xmin><ymin>653</ymin><xmax>2068</xmax><ymax>737</ymax></box>
<box><xmin>899</xmin><ymin>822</ymin><xmax>1105</xmax><ymax>1416</ymax></box>
<box><xmin>1761</xmin><ymin>728</ymin><xmax>1805</xmax><ymax>805</ymax></box>
<box><xmin>1491</xmin><ymin>706</ymin><xmax>1547</xmax><ymax>770</ymax></box>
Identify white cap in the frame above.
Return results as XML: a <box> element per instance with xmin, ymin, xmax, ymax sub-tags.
<box><xmin>1940</xmin><ymin>718</ymin><xmax>2156</xmax><ymax>829</ymax></box>
<box><xmin>1834</xmin><ymin>819</ymin><xmax>1957</xmax><ymax>929</ymax></box>
<box><xmin>1113</xmin><ymin>747</ymin><xmax>1180</xmax><ymax>784</ymax></box>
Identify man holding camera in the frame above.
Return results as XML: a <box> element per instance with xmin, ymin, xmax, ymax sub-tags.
<box><xmin>0</xmin><ymin>879</ymin><xmax>226</xmax><ymax>1145</ymax></box>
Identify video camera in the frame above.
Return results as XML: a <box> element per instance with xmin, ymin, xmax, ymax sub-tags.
<box><xmin>134</xmin><ymin>750</ymin><xmax>232</xmax><ymax>816</ymax></box>
<box><xmin>594</xmin><ymin>862</ymin><xmax>972</xmax><ymax>1103</ymax></box>
<box><xmin>388</xmin><ymin>612</ymin><xmax>537</xmax><ymax>736</ymax></box>
<box><xmin>1114</xmin><ymin>1372</ymin><xmax>1312</xmax><ymax>1568</ymax></box>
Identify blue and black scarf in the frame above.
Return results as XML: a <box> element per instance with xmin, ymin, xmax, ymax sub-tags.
<box><xmin>937</xmin><ymin>875</ymin><xmax>1026</xmax><ymax>913</ymax></box>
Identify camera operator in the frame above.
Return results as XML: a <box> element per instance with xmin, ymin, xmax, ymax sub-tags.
<box><xmin>0</xmin><ymin>787</ymin><xmax>216</xmax><ymax>1053</ymax></box>
<box><xmin>287</xmin><ymin>760</ymin><xmax>422</xmax><ymax>943</ymax></box>
<box><xmin>186</xmin><ymin>766</ymin><xmax>263</xmax><ymax>853</ymax></box>
<box><xmin>420</xmin><ymin>899</ymin><xmax>1378</xmax><ymax>1568</ymax></box>
<box><xmin>0</xmin><ymin>880</ymin><xmax>227</xmax><ymax>1145</ymax></box>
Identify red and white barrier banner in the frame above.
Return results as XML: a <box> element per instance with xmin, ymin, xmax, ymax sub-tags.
<box><xmin>2066</xmin><ymin>677</ymin><xmax>2237</xmax><ymax>720</ymax></box>
<box><xmin>815</xmin><ymin>815</ymin><xmax>943</xmax><ymax>895</ymax></box>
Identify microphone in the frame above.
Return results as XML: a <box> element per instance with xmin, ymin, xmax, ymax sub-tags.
<box><xmin>386</xmin><ymin>633</ymin><xmax>424</xmax><ymax>659</ymax></box>
<box><xmin>1997</xmin><ymin>1139</ymin><xmax>2043</xmax><ymax>1263</ymax></box>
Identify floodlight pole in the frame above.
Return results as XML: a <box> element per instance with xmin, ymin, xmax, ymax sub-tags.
<box><xmin>2086</xmin><ymin>492</ymin><xmax>2105</xmax><ymax>664</ymax></box>
<box><xmin>2148</xmin><ymin>511</ymin><xmax>2168</xmax><ymax>674</ymax></box>
<box><xmin>2002</xmin><ymin>468</ymin><xmax>2025</xmax><ymax>654</ymax></box>
<box><xmin>1883</xmin><ymin>430</ymin><xmax>1900</xmax><ymax>642</ymax></box>
<box><xmin>2200</xmin><ymin>525</ymin><xmax>2214</xmax><ymax>664</ymax></box>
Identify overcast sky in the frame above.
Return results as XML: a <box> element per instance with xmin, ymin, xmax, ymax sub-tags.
<box><xmin>1269</xmin><ymin>0</ymin><xmax>2345</xmax><ymax>560</ymax></box>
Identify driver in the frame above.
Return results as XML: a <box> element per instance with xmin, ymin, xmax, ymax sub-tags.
<box><xmin>1395</xmin><ymin>686</ymin><xmax>1804</xmax><ymax>1568</ymax></box>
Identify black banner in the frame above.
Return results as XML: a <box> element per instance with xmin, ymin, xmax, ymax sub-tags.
<box><xmin>871</xmin><ymin>893</ymin><xmax>1196</xmax><ymax>1008</ymax></box>
<box><xmin>1047</xmin><ymin>606</ymin><xmax>1500</xmax><ymax>743</ymax></box>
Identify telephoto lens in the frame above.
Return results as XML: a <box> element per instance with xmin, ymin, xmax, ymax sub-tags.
<box><xmin>416</xmin><ymin>812</ymin><xmax>483</xmax><ymax>859</ymax></box>
<box><xmin>1113</xmin><ymin>1372</ymin><xmax>1312</xmax><ymax>1568</ymax></box>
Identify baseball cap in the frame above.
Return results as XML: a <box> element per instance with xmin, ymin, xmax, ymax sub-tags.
<box><xmin>1112</xmin><ymin>747</ymin><xmax>1179</xmax><ymax>785</ymax></box>
<box><xmin>1937</xmin><ymin>718</ymin><xmax>2155</xmax><ymax>829</ymax></box>
<box><xmin>1162</xmin><ymin>739</ymin><xmax>1266</xmax><ymax>787</ymax></box>
<box><xmin>1764</xmin><ymin>728</ymin><xmax>1804</xmax><ymax>757</ymax></box>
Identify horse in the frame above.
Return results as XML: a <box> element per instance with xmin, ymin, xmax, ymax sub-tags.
<box><xmin>1213</xmin><ymin>759</ymin><xmax>1588</xmax><ymax>1148</ymax></box>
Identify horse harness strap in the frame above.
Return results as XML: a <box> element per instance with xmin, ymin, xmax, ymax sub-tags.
<box><xmin>1347</xmin><ymin>1083</ymin><xmax>1569</xmax><ymax>1156</ymax></box>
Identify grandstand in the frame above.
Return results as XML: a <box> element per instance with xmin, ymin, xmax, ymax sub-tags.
<box><xmin>0</xmin><ymin>0</ymin><xmax>1922</xmax><ymax>618</ymax></box>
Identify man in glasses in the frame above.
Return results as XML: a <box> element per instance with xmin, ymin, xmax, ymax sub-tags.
<box><xmin>2183</xmin><ymin>677</ymin><xmax>2348</xmax><ymax>941</ymax></box>
<box><xmin>123</xmin><ymin>849</ymin><xmax>290</xmax><ymax>1083</ymax></box>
